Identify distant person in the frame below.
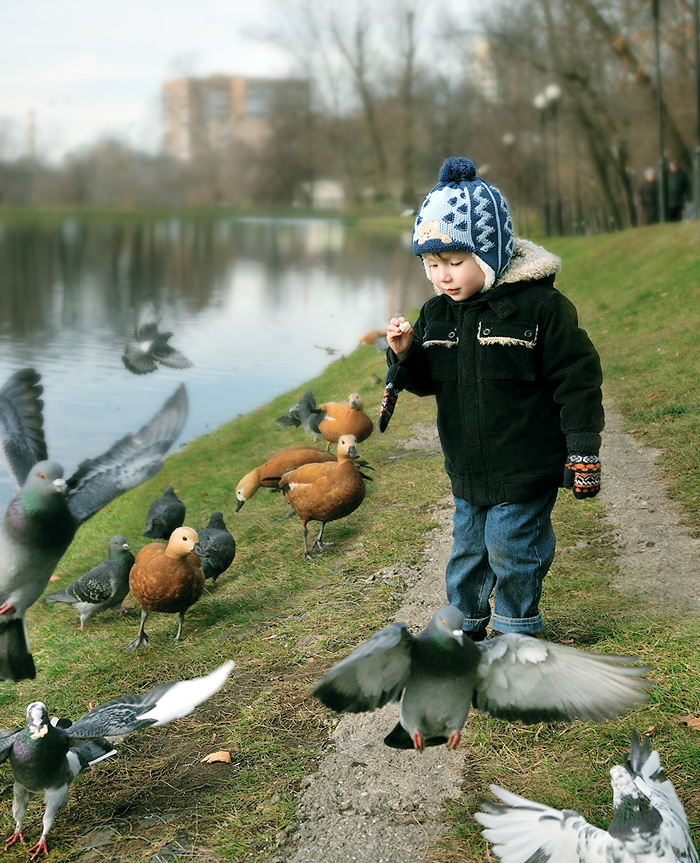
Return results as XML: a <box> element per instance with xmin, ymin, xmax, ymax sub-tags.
<box><xmin>666</xmin><ymin>160</ymin><xmax>690</xmax><ymax>222</ymax></box>
<box><xmin>636</xmin><ymin>168</ymin><xmax>658</xmax><ymax>226</ymax></box>
<box><xmin>385</xmin><ymin>157</ymin><xmax>604</xmax><ymax>640</ymax></box>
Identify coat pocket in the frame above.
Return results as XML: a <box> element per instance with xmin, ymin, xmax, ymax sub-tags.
<box><xmin>477</xmin><ymin>320</ymin><xmax>537</xmax><ymax>380</ymax></box>
<box><xmin>422</xmin><ymin>322</ymin><xmax>459</xmax><ymax>381</ymax></box>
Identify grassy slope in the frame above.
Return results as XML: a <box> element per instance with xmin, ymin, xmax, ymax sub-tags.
<box><xmin>0</xmin><ymin>220</ymin><xmax>698</xmax><ymax>861</ymax></box>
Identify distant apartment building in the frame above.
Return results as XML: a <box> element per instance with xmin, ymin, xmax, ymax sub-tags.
<box><xmin>162</xmin><ymin>75</ymin><xmax>310</xmax><ymax>161</ymax></box>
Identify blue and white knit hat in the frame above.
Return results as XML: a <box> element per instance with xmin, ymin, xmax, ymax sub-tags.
<box><xmin>412</xmin><ymin>157</ymin><xmax>514</xmax><ymax>287</ymax></box>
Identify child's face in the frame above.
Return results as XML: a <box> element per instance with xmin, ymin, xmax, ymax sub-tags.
<box><xmin>423</xmin><ymin>251</ymin><xmax>485</xmax><ymax>301</ymax></box>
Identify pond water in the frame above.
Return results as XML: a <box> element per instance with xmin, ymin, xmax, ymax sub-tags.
<box><xmin>0</xmin><ymin>215</ymin><xmax>432</xmax><ymax>508</ymax></box>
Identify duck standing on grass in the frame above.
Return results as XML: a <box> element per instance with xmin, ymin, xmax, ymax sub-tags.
<box><xmin>235</xmin><ymin>445</ymin><xmax>335</xmax><ymax>511</ymax></box>
<box><xmin>125</xmin><ymin>526</ymin><xmax>204</xmax><ymax>651</ymax></box>
<box><xmin>44</xmin><ymin>534</ymin><xmax>134</xmax><ymax>628</ymax></box>
<box><xmin>279</xmin><ymin>434</ymin><xmax>367</xmax><ymax>560</ymax></box>
<box><xmin>316</xmin><ymin>393</ymin><xmax>373</xmax><ymax>450</ymax></box>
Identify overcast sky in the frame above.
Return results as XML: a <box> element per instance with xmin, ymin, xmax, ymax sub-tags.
<box><xmin>1</xmin><ymin>0</ymin><xmax>293</xmax><ymax>161</ymax></box>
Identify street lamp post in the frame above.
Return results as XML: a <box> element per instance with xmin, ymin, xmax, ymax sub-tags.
<box><xmin>533</xmin><ymin>92</ymin><xmax>551</xmax><ymax>235</ymax></box>
<box><xmin>545</xmin><ymin>83</ymin><xmax>564</xmax><ymax>235</ymax></box>
<box><xmin>652</xmin><ymin>0</ymin><xmax>666</xmax><ymax>222</ymax></box>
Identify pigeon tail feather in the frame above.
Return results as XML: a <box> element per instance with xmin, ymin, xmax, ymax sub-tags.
<box><xmin>0</xmin><ymin>619</ymin><xmax>36</xmax><ymax>682</ymax></box>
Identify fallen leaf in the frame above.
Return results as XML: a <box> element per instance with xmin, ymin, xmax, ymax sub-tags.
<box><xmin>49</xmin><ymin>575</ymin><xmax>61</xmax><ymax>583</ymax></box>
<box><xmin>201</xmin><ymin>750</ymin><xmax>231</xmax><ymax>764</ymax></box>
<box><xmin>678</xmin><ymin>715</ymin><xmax>700</xmax><ymax>731</ymax></box>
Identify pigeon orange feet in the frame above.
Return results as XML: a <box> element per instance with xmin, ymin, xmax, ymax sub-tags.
<box><xmin>5</xmin><ymin>829</ymin><xmax>25</xmax><ymax>850</ymax></box>
<box><xmin>412</xmin><ymin>730</ymin><xmax>425</xmax><ymax>752</ymax></box>
<box><xmin>448</xmin><ymin>729</ymin><xmax>461</xmax><ymax>750</ymax></box>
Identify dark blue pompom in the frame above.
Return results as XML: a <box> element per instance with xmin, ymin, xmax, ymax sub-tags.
<box><xmin>439</xmin><ymin>157</ymin><xmax>477</xmax><ymax>184</ymax></box>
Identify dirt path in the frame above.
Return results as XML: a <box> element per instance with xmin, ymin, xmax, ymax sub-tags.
<box><xmin>271</xmin><ymin>405</ymin><xmax>700</xmax><ymax>863</ymax></box>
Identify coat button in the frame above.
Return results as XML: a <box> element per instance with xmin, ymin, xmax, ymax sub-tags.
<box><xmin>482</xmin><ymin>328</ymin><xmax>491</xmax><ymax>336</ymax></box>
<box><xmin>524</xmin><ymin>330</ymin><xmax>532</xmax><ymax>337</ymax></box>
<box><xmin>448</xmin><ymin>331</ymin><xmax>456</xmax><ymax>338</ymax></box>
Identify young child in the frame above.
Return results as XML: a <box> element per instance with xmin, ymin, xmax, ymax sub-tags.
<box><xmin>386</xmin><ymin>156</ymin><xmax>604</xmax><ymax>639</ymax></box>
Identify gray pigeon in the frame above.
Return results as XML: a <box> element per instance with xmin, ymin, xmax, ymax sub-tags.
<box><xmin>475</xmin><ymin>729</ymin><xmax>699</xmax><ymax>863</ymax></box>
<box><xmin>1</xmin><ymin>661</ymin><xmax>234</xmax><ymax>859</ymax></box>
<box><xmin>197</xmin><ymin>512</ymin><xmax>236</xmax><ymax>582</ymax></box>
<box><xmin>0</xmin><ymin>368</ymin><xmax>188</xmax><ymax>682</ymax></box>
<box><xmin>142</xmin><ymin>485</ymin><xmax>186</xmax><ymax>539</ymax></box>
<box><xmin>44</xmin><ymin>535</ymin><xmax>135</xmax><ymax>628</ymax></box>
<box><xmin>312</xmin><ymin>606</ymin><xmax>650</xmax><ymax>751</ymax></box>
<box><xmin>276</xmin><ymin>390</ymin><xmax>324</xmax><ymax>441</ymax></box>
<box><xmin>122</xmin><ymin>300</ymin><xmax>193</xmax><ymax>376</ymax></box>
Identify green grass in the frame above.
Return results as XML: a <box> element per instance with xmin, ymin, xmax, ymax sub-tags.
<box><xmin>1</xmin><ymin>220</ymin><xmax>699</xmax><ymax>861</ymax></box>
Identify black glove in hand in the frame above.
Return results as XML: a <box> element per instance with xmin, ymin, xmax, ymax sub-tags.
<box><xmin>563</xmin><ymin>454</ymin><xmax>601</xmax><ymax>499</ymax></box>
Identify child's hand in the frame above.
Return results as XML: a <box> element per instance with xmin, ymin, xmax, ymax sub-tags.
<box><xmin>387</xmin><ymin>316</ymin><xmax>414</xmax><ymax>359</ymax></box>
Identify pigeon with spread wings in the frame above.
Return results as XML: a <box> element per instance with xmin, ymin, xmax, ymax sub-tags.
<box><xmin>0</xmin><ymin>661</ymin><xmax>234</xmax><ymax>860</ymax></box>
<box><xmin>475</xmin><ymin>729</ymin><xmax>698</xmax><ymax>863</ymax></box>
<box><xmin>0</xmin><ymin>368</ymin><xmax>188</xmax><ymax>681</ymax></box>
<box><xmin>313</xmin><ymin>606</ymin><xmax>650</xmax><ymax>751</ymax></box>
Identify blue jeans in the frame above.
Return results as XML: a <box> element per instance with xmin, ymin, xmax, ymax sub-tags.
<box><xmin>445</xmin><ymin>491</ymin><xmax>558</xmax><ymax>635</ymax></box>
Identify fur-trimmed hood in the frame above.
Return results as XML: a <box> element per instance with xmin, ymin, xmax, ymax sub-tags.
<box><xmin>491</xmin><ymin>237</ymin><xmax>561</xmax><ymax>290</ymax></box>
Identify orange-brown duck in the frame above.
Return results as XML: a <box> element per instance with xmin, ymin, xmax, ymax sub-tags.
<box><xmin>125</xmin><ymin>526</ymin><xmax>204</xmax><ymax>651</ymax></box>
<box><xmin>235</xmin><ymin>445</ymin><xmax>335</xmax><ymax>511</ymax></box>
<box><xmin>317</xmin><ymin>393</ymin><xmax>373</xmax><ymax>449</ymax></box>
<box><xmin>280</xmin><ymin>434</ymin><xmax>367</xmax><ymax>559</ymax></box>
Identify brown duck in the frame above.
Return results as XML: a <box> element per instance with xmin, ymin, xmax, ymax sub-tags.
<box><xmin>317</xmin><ymin>393</ymin><xmax>373</xmax><ymax>449</ymax></box>
<box><xmin>124</xmin><ymin>526</ymin><xmax>204</xmax><ymax>651</ymax></box>
<box><xmin>235</xmin><ymin>445</ymin><xmax>335</xmax><ymax>511</ymax></box>
<box><xmin>280</xmin><ymin>434</ymin><xmax>367</xmax><ymax>559</ymax></box>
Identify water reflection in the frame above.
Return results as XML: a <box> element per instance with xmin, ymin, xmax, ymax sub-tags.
<box><xmin>0</xmin><ymin>215</ymin><xmax>432</xmax><ymax>508</ymax></box>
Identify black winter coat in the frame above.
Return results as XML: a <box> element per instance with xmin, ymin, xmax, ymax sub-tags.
<box><xmin>389</xmin><ymin>239</ymin><xmax>604</xmax><ymax>505</ymax></box>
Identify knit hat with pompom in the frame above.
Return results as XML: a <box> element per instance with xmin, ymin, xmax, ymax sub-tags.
<box><xmin>412</xmin><ymin>157</ymin><xmax>514</xmax><ymax>287</ymax></box>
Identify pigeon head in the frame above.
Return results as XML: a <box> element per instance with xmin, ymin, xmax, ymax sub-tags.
<box><xmin>608</xmin><ymin>764</ymin><xmax>663</xmax><ymax>836</ymax></box>
<box><xmin>20</xmin><ymin>461</ymin><xmax>68</xmax><ymax>512</ymax></box>
<box><xmin>109</xmin><ymin>535</ymin><xmax>131</xmax><ymax>554</ymax></box>
<box><xmin>431</xmin><ymin>605</ymin><xmax>466</xmax><ymax>644</ymax></box>
<box><xmin>26</xmin><ymin>701</ymin><xmax>50</xmax><ymax>739</ymax></box>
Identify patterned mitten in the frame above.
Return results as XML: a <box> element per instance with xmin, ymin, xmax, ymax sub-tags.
<box><xmin>563</xmin><ymin>454</ymin><xmax>601</xmax><ymax>499</ymax></box>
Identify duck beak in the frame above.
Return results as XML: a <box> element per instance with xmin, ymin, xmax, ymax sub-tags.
<box><xmin>235</xmin><ymin>499</ymin><xmax>245</xmax><ymax>512</ymax></box>
<box><xmin>347</xmin><ymin>445</ymin><xmax>359</xmax><ymax>459</ymax></box>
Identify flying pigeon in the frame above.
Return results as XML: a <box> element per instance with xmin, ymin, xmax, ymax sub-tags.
<box><xmin>44</xmin><ymin>535</ymin><xmax>135</xmax><ymax>629</ymax></box>
<box><xmin>276</xmin><ymin>390</ymin><xmax>324</xmax><ymax>441</ymax></box>
<box><xmin>475</xmin><ymin>729</ymin><xmax>699</xmax><ymax>863</ymax></box>
<box><xmin>0</xmin><ymin>367</ymin><xmax>188</xmax><ymax>682</ymax></box>
<box><xmin>142</xmin><ymin>485</ymin><xmax>186</xmax><ymax>539</ymax></box>
<box><xmin>1</xmin><ymin>661</ymin><xmax>234</xmax><ymax>859</ymax></box>
<box><xmin>312</xmin><ymin>606</ymin><xmax>650</xmax><ymax>751</ymax></box>
<box><xmin>122</xmin><ymin>300</ymin><xmax>193</xmax><ymax>375</ymax></box>
<box><xmin>197</xmin><ymin>512</ymin><xmax>236</xmax><ymax>582</ymax></box>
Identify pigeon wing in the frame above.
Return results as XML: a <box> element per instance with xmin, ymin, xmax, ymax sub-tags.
<box><xmin>52</xmin><ymin>563</ymin><xmax>115</xmax><ymax>605</ymax></box>
<box><xmin>312</xmin><ymin>622</ymin><xmax>414</xmax><ymax>713</ymax></box>
<box><xmin>153</xmin><ymin>345</ymin><xmax>193</xmax><ymax>370</ymax></box>
<box><xmin>133</xmin><ymin>301</ymin><xmax>161</xmax><ymax>340</ymax></box>
<box><xmin>624</xmin><ymin>730</ymin><xmax>699</xmax><ymax>862</ymax></box>
<box><xmin>67</xmin><ymin>661</ymin><xmax>235</xmax><ymax>741</ymax></box>
<box><xmin>0</xmin><ymin>368</ymin><xmax>48</xmax><ymax>488</ymax></box>
<box><xmin>65</xmin><ymin>384</ymin><xmax>188</xmax><ymax>525</ymax></box>
<box><xmin>473</xmin><ymin>634</ymin><xmax>650</xmax><ymax>724</ymax></box>
<box><xmin>0</xmin><ymin>727</ymin><xmax>22</xmax><ymax>763</ymax></box>
<box><xmin>475</xmin><ymin>784</ymin><xmax>622</xmax><ymax>863</ymax></box>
